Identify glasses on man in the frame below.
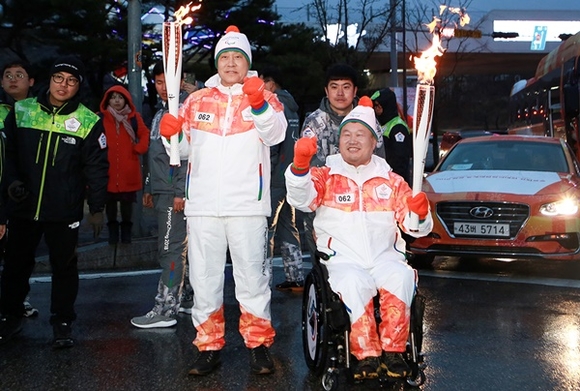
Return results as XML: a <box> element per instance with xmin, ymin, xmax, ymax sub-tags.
<box><xmin>51</xmin><ymin>74</ymin><xmax>79</xmax><ymax>87</ymax></box>
<box><xmin>3</xmin><ymin>72</ymin><xmax>27</xmax><ymax>81</ymax></box>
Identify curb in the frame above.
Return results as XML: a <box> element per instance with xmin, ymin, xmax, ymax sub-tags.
<box><xmin>34</xmin><ymin>236</ymin><xmax>159</xmax><ymax>274</ymax></box>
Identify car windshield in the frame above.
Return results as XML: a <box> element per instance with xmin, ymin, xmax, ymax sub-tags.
<box><xmin>438</xmin><ymin>140</ymin><xmax>569</xmax><ymax>173</ymax></box>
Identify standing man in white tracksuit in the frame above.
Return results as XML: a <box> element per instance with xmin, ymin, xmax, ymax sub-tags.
<box><xmin>160</xmin><ymin>26</ymin><xmax>286</xmax><ymax>376</ymax></box>
<box><xmin>285</xmin><ymin>97</ymin><xmax>432</xmax><ymax>381</ymax></box>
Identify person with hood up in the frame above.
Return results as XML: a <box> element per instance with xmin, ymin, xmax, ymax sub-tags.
<box><xmin>99</xmin><ymin>85</ymin><xmax>149</xmax><ymax>244</ymax></box>
<box><xmin>371</xmin><ymin>88</ymin><xmax>412</xmax><ymax>185</ymax></box>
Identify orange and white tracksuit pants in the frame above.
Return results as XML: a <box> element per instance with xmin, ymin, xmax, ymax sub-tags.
<box><xmin>325</xmin><ymin>257</ymin><xmax>416</xmax><ymax>360</ymax></box>
<box><xmin>187</xmin><ymin>216</ymin><xmax>275</xmax><ymax>351</ymax></box>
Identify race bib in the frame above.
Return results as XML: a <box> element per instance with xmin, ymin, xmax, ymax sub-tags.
<box><xmin>335</xmin><ymin>193</ymin><xmax>354</xmax><ymax>204</ymax></box>
<box><xmin>195</xmin><ymin>112</ymin><xmax>215</xmax><ymax>123</ymax></box>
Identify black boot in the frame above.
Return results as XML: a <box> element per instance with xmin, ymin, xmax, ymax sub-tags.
<box><xmin>52</xmin><ymin>321</ymin><xmax>74</xmax><ymax>349</ymax></box>
<box><xmin>107</xmin><ymin>221</ymin><xmax>119</xmax><ymax>245</ymax></box>
<box><xmin>120</xmin><ymin>222</ymin><xmax>133</xmax><ymax>244</ymax></box>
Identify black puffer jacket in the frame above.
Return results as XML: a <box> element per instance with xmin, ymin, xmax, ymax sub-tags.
<box><xmin>3</xmin><ymin>88</ymin><xmax>109</xmax><ymax>222</ymax></box>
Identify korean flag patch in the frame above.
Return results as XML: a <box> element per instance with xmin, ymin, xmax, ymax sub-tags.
<box><xmin>98</xmin><ymin>133</ymin><xmax>107</xmax><ymax>149</ymax></box>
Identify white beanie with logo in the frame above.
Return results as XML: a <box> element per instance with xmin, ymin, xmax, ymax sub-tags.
<box><xmin>338</xmin><ymin>96</ymin><xmax>382</xmax><ymax>140</ymax></box>
<box><xmin>214</xmin><ymin>25</ymin><xmax>252</xmax><ymax>67</ymax></box>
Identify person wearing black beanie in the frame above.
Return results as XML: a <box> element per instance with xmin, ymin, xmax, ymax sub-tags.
<box><xmin>0</xmin><ymin>54</ymin><xmax>108</xmax><ymax>349</ymax></box>
<box><xmin>50</xmin><ymin>55</ymin><xmax>85</xmax><ymax>84</ymax></box>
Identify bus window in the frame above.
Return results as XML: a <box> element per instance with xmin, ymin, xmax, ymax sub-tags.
<box><xmin>508</xmin><ymin>32</ymin><xmax>580</xmax><ymax>156</ymax></box>
<box><xmin>549</xmin><ymin>86</ymin><xmax>561</xmax><ymax>112</ymax></box>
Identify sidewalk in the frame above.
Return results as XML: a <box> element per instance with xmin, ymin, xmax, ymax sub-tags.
<box><xmin>33</xmin><ymin>205</ymin><xmax>159</xmax><ymax>275</ymax></box>
<box><xmin>33</xmin><ymin>203</ymin><xmax>311</xmax><ymax>275</ymax></box>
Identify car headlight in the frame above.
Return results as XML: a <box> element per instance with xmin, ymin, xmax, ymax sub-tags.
<box><xmin>540</xmin><ymin>198</ymin><xmax>579</xmax><ymax>216</ymax></box>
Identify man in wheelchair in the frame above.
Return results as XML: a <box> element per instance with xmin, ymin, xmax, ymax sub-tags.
<box><xmin>285</xmin><ymin>97</ymin><xmax>432</xmax><ymax>381</ymax></box>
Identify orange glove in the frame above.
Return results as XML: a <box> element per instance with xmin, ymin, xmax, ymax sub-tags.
<box><xmin>407</xmin><ymin>192</ymin><xmax>429</xmax><ymax>219</ymax></box>
<box><xmin>293</xmin><ymin>137</ymin><xmax>317</xmax><ymax>170</ymax></box>
<box><xmin>160</xmin><ymin>113</ymin><xmax>183</xmax><ymax>138</ymax></box>
<box><xmin>242</xmin><ymin>77</ymin><xmax>266</xmax><ymax>109</ymax></box>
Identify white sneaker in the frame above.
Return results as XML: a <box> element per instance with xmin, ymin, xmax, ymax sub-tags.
<box><xmin>131</xmin><ymin>311</ymin><xmax>177</xmax><ymax>329</ymax></box>
<box><xmin>178</xmin><ymin>307</ymin><xmax>192</xmax><ymax>314</ymax></box>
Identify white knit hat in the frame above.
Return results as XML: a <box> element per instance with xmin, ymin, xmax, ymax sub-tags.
<box><xmin>338</xmin><ymin>96</ymin><xmax>382</xmax><ymax>140</ymax></box>
<box><xmin>214</xmin><ymin>25</ymin><xmax>252</xmax><ymax>67</ymax></box>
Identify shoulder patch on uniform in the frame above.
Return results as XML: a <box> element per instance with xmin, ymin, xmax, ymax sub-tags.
<box><xmin>394</xmin><ymin>131</ymin><xmax>406</xmax><ymax>142</ymax></box>
<box><xmin>64</xmin><ymin>117</ymin><xmax>81</xmax><ymax>132</ymax></box>
<box><xmin>98</xmin><ymin>133</ymin><xmax>107</xmax><ymax>149</ymax></box>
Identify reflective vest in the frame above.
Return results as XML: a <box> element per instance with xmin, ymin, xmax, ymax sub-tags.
<box><xmin>382</xmin><ymin>116</ymin><xmax>410</xmax><ymax>138</ymax></box>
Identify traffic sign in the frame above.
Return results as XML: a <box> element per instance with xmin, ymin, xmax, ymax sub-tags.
<box><xmin>531</xmin><ymin>26</ymin><xmax>547</xmax><ymax>50</ymax></box>
<box><xmin>454</xmin><ymin>29</ymin><xmax>482</xmax><ymax>39</ymax></box>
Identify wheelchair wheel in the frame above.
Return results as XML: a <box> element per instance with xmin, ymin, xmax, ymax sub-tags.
<box><xmin>321</xmin><ymin>368</ymin><xmax>339</xmax><ymax>391</ymax></box>
<box><xmin>302</xmin><ymin>270</ymin><xmax>331</xmax><ymax>375</ymax></box>
<box><xmin>405</xmin><ymin>293</ymin><xmax>426</xmax><ymax>387</ymax></box>
<box><xmin>410</xmin><ymin>293</ymin><xmax>425</xmax><ymax>355</ymax></box>
<box><xmin>407</xmin><ymin>369</ymin><xmax>426</xmax><ymax>387</ymax></box>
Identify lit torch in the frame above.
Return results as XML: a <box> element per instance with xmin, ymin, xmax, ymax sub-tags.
<box><xmin>409</xmin><ymin>17</ymin><xmax>445</xmax><ymax>231</ymax></box>
<box><xmin>162</xmin><ymin>2</ymin><xmax>201</xmax><ymax>166</ymax></box>
<box><xmin>409</xmin><ymin>6</ymin><xmax>469</xmax><ymax>230</ymax></box>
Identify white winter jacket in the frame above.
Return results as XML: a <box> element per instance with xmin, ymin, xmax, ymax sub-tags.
<box><xmin>178</xmin><ymin>72</ymin><xmax>287</xmax><ymax>217</ymax></box>
<box><xmin>285</xmin><ymin>154</ymin><xmax>432</xmax><ymax>264</ymax></box>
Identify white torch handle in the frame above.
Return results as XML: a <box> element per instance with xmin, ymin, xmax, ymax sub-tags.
<box><xmin>410</xmin><ymin>85</ymin><xmax>433</xmax><ymax>231</ymax></box>
<box><xmin>162</xmin><ymin>22</ymin><xmax>182</xmax><ymax>166</ymax></box>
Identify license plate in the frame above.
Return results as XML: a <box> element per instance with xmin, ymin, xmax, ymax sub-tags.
<box><xmin>453</xmin><ymin>222</ymin><xmax>510</xmax><ymax>237</ymax></box>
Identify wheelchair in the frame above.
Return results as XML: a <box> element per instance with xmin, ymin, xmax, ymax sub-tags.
<box><xmin>302</xmin><ymin>253</ymin><xmax>426</xmax><ymax>390</ymax></box>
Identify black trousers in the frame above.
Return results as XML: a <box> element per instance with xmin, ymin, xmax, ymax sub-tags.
<box><xmin>0</xmin><ymin>217</ymin><xmax>79</xmax><ymax>323</ymax></box>
<box><xmin>105</xmin><ymin>199</ymin><xmax>133</xmax><ymax>224</ymax></box>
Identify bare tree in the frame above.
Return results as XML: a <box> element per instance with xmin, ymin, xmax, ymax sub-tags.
<box><xmin>304</xmin><ymin>0</ymin><xmax>401</xmax><ymax>66</ymax></box>
<box><xmin>404</xmin><ymin>0</ymin><xmax>515</xmax><ymax>132</ymax></box>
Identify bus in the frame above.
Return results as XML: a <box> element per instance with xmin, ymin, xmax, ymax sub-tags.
<box><xmin>508</xmin><ymin>31</ymin><xmax>580</xmax><ymax>160</ymax></box>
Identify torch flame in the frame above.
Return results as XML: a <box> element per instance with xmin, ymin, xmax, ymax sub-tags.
<box><xmin>413</xmin><ymin>5</ymin><xmax>470</xmax><ymax>85</ymax></box>
<box><xmin>444</xmin><ymin>6</ymin><xmax>470</xmax><ymax>26</ymax></box>
<box><xmin>174</xmin><ymin>1</ymin><xmax>202</xmax><ymax>25</ymax></box>
<box><xmin>413</xmin><ymin>17</ymin><xmax>445</xmax><ymax>85</ymax></box>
